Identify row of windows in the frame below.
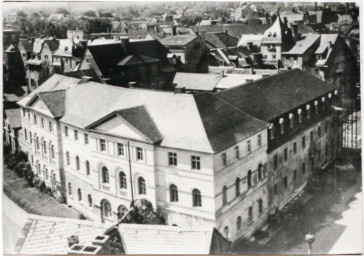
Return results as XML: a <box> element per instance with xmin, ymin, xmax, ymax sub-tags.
<box><xmin>220</xmin><ymin>135</ymin><xmax>262</xmax><ymax>167</ymax></box>
<box><xmin>23</xmin><ymin>110</ymin><xmax>54</xmax><ymax>133</ymax></box>
<box><xmin>167</xmin><ymin>185</ymin><xmax>202</xmax><ymax>207</ymax></box>
<box><xmin>66</xmin><ymin>152</ymin><xmax>91</xmax><ymax>175</ymax></box>
<box><xmin>29</xmin><ymin>132</ymin><xmax>56</xmax><ymax>159</ymax></box>
<box><xmin>64</xmin><ymin>126</ymin><xmax>89</xmax><ymax>145</ymax></box>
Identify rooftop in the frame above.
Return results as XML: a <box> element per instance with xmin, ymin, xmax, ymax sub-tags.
<box><xmin>173</xmin><ymin>72</ymin><xmax>221</xmax><ymax>91</ymax></box>
<box><xmin>282</xmin><ymin>33</ymin><xmax>320</xmax><ymax>55</ymax></box>
<box><xmin>160</xmin><ymin>35</ymin><xmax>198</xmax><ymax>46</ymax></box>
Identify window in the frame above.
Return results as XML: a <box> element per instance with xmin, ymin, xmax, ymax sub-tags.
<box><xmin>310</xmin><ymin>131</ymin><xmax>314</xmax><ymax>142</ymax></box>
<box><xmin>170</xmin><ymin>184</ymin><xmax>178</xmax><ymax>202</ymax></box>
<box><xmin>318</xmin><ymin>126</ymin><xmax>321</xmax><ymax>137</ymax></box>
<box><xmin>86</xmin><ymin>161</ymin><xmax>90</xmax><ymax>175</ymax></box>
<box><xmin>258</xmin><ymin>199</ymin><xmax>263</xmax><ymax>214</ymax></box>
<box><xmin>237</xmin><ymin>216</ymin><xmax>242</xmax><ymax>230</ymax></box>
<box><xmin>65</xmin><ymin>126</ymin><xmax>68</xmax><ymax>136</ymax></box>
<box><xmin>102</xmin><ymin>200</ymin><xmax>112</xmax><ymax>218</ymax></box>
<box><xmin>68</xmin><ymin>182</ymin><xmax>72</xmax><ymax>195</ymax></box>
<box><xmin>247</xmin><ymin>140</ymin><xmax>251</xmax><ymax>153</ymax></box>
<box><xmin>44</xmin><ymin>55</ymin><xmax>48</xmax><ymax>61</ymax></box>
<box><xmin>315</xmin><ymin>101</ymin><xmax>319</xmax><ymax>114</ymax></box>
<box><xmin>22</xmin><ymin>108</ymin><xmax>26</xmax><ymax>117</ymax></box>
<box><xmin>248</xmin><ymin>206</ymin><xmax>253</xmax><ymax>222</ymax></box>
<box><xmin>257</xmin><ymin>134</ymin><xmax>262</xmax><ymax>147</ymax></box>
<box><xmin>307</xmin><ymin>104</ymin><xmax>311</xmax><ymax>119</ymax></box>
<box><xmin>117</xmin><ymin>143</ymin><xmax>124</xmax><ymax>156</ymax></box>
<box><xmin>221</xmin><ymin>153</ymin><xmax>227</xmax><ymax>166</ymax></box>
<box><xmin>41</xmin><ymin>118</ymin><xmax>44</xmax><ymax>128</ymax></box>
<box><xmin>302</xmin><ymin>162</ymin><xmax>306</xmax><ymax>174</ymax></box>
<box><xmin>270</xmin><ymin>125</ymin><xmax>275</xmax><ymax>140</ymax></box>
<box><xmin>258</xmin><ymin>164</ymin><xmax>263</xmax><ymax>180</ymax></box>
<box><xmin>272</xmin><ymin>55</ymin><xmax>276</xmax><ymax>59</ymax></box>
<box><xmin>293</xmin><ymin>142</ymin><xmax>297</xmax><ymax>155</ymax></box>
<box><xmin>76</xmin><ymin>156</ymin><xmax>80</xmax><ymax>170</ymax></box>
<box><xmin>66</xmin><ymin>152</ymin><xmax>70</xmax><ymax>165</ymax></box>
<box><xmin>50</xmin><ymin>145</ymin><xmax>55</xmax><ymax>159</ymax></box>
<box><xmin>298</xmin><ymin>109</ymin><xmax>302</xmax><ymax>123</ymax></box>
<box><xmin>302</xmin><ymin>135</ymin><xmax>306</xmax><ymax>149</ymax></box>
<box><xmin>36</xmin><ymin>137</ymin><xmax>40</xmax><ymax>150</ymax></box>
<box><xmin>138</xmin><ymin>177</ymin><xmax>146</xmax><ymax>195</ymax></box>
<box><xmin>235</xmin><ymin>146</ymin><xmax>239</xmax><ymax>158</ymax></box>
<box><xmin>168</xmin><ymin>152</ymin><xmax>177</xmax><ymax>166</ymax></box>
<box><xmin>247</xmin><ymin>170</ymin><xmax>252</xmax><ymax>189</ymax></box>
<box><xmin>45</xmin><ymin>168</ymin><xmax>48</xmax><ymax>179</ymax></box>
<box><xmin>136</xmin><ymin>147</ymin><xmax>143</xmax><ymax>160</ymax></box>
<box><xmin>192</xmin><ymin>189</ymin><xmax>202</xmax><ymax>207</ymax></box>
<box><xmin>284</xmin><ymin>176</ymin><xmax>288</xmax><ymax>188</ymax></box>
<box><xmin>224</xmin><ymin>226</ymin><xmax>229</xmax><ymax>238</ymax></box>
<box><xmin>235</xmin><ymin>178</ymin><xmax>240</xmax><ymax>197</ymax></box>
<box><xmin>284</xmin><ymin>148</ymin><xmax>288</xmax><ymax>162</ymax></box>
<box><xmin>84</xmin><ymin>134</ymin><xmax>89</xmax><ymax>144</ymax></box>
<box><xmin>30</xmin><ymin>132</ymin><xmax>32</xmax><ymax>144</ymax></box>
<box><xmin>74</xmin><ymin>130</ymin><xmax>78</xmax><ymax>140</ymax></box>
<box><xmin>293</xmin><ymin>169</ymin><xmax>297</xmax><ymax>180</ymax></box>
<box><xmin>222</xmin><ymin>186</ymin><xmax>228</xmax><ymax>206</ymax></box>
<box><xmin>274</xmin><ymin>183</ymin><xmax>278</xmax><ymax>195</ymax></box>
<box><xmin>273</xmin><ymin>155</ymin><xmax>278</xmax><ymax>170</ymax></box>
<box><xmin>85</xmin><ymin>57</ymin><xmax>91</xmax><ymax>64</ymax></box>
<box><xmin>34</xmin><ymin>114</ymin><xmax>37</xmax><ymax>124</ymax></box>
<box><xmin>78</xmin><ymin>188</ymin><xmax>82</xmax><ymax>201</ymax></box>
<box><xmin>24</xmin><ymin>129</ymin><xmax>27</xmax><ymax>140</ymax></box>
<box><xmin>102</xmin><ymin>167</ymin><xmax>109</xmax><ymax>184</ymax></box>
<box><xmin>119</xmin><ymin>172</ymin><xmax>127</xmax><ymax>189</ymax></box>
<box><xmin>88</xmin><ymin>194</ymin><xmax>92</xmax><ymax>207</ymax></box>
<box><xmin>191</xmin><ymin>155</ymin><xmax>201</xmax><ymax>170</ymax></box>
<box><xmin>43</xmin><ymin>140</ymin><xmax>47</xmax><ymax>154</ymax></box>
<box><xmin>49</xmin><ymin>121</ymin><xmax>53</xmax><ymax>132</ymax></box>
<box><xmin>289</xmin><ymin>114</ymin><xmax>294</xmax><ymax>128</ymax></box>
<box><xmin>280</xmin><ymin>118</ymin><xmax>284</xmax><ymax>134</ymax></box>
<box><xmin>100</xmin><ymin>139</ymin><xmax>106</xmax><ymax>151</ymax></box>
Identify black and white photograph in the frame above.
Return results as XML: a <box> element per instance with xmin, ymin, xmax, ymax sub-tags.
<box><xmin>2</xmin><ymin>0</ymin><xmax>362</xmax><ymax>254</ymax></box>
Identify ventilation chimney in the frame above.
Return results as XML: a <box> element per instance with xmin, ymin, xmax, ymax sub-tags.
<box><xmin>329</xmin><ymin>41</ymin><xmax>333</xmax><ymax>49</ymax></box>
<box><xmin>67</xmin><ymin>235</ymin><xmax>79</xmax><ymax>248</ymax></box>
<box><xmin>291</xmin><ymin>24</ymin><xmax>298</xmax><ymax>38</ymax></box>
<box><xmin>174</xmin><ymin>86</ymin><xmax>186</xmax><ymax>93</ymax></box>
<box><xmin>284</xmin><ymin>17</ymin><xmax>288</xmax><ymax>25</ymax></box>
<box><xmin>172</xmin><ymin>26</ymin><xmax>177</xmax><ymax>36</ymax></box>
<box><xmin>128</xmin><ymin>81</ymin><xmax>136</xmax><ymax>88</ymax></box>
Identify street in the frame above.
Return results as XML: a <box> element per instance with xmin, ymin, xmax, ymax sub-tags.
<box><xmin>2</xmin><ymin>193</ymin><xmax>29</xmax><ymax>254</ymax></box>
<box><xmin>233</xmin><ymin>152</ymin><xmax>362</xmax><ymax>254</ymax></box>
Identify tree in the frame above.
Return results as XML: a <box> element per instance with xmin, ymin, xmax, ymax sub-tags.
<box><xmin>55</xmin><ymin>7</ymin><xmax>69</xmax><ymax>16</ymax></box>
<box><xmin>86</xmin><ymin>18</ymin><xmax>112</xmax><ymax>33</ymax></box>
<box><xmin>16</xmin><ymin>11</ymin><xmax>27</xmax><ymax>19</ymax></box>
<box><xmin>83</xmin><ymin>10</ymin><xmax>97</xmax><ymax>17</ymax></box>
<box><xmin>100</xmin><ymin>12</ymin><xmax>114</xmax><ymax>18</ymax></box>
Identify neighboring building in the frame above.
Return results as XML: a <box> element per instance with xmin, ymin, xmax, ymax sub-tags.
<box><xmin>4</xmin><ymin>108</ymin><xmax>22</xmax><ymax>153</ymax></box>
<box><xmin>160</xmin><ymin>35</ymin><xmax>210</xmax><ymax>72</ymax></box>
<box><xmin>17</xmin><ymin>73</ymin><xmax>270</xmax><ymax>243</ymax></box>
<box><xmin>216</xmin><ymin>69</ymin><xmax>343</xmax><ymax>214</ymax></box>
<box><xmin>52</xmin><ymin>38</ymin><xmax>86</xmax><ymax>73</ymax></box>
<box><xmin>4</xmin><ymin>44</ymin><xmax>27</xmax><ymax>88</ymax></box>
<box><xmin>78</xmin><ymin>38</ymin><xmax>178</xmax><ymax>90</ymax></box>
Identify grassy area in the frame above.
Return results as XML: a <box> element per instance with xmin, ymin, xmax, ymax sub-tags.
<box><xmin>3</xmin><ymin>164</ymin><xmax>80</xmax><ymax>219</ymax></box>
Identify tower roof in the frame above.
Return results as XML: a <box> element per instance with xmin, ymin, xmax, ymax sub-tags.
<box><xmin>261</xmin><ymin>15</ymin><xmax>285</xmax><ymax>44</ymax></box>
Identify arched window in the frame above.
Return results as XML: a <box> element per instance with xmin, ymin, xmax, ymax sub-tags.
<box><xmin>222</xmin><ymin>186</ymin><xmax>228</xmax><ymax>206</ymax></box>
<box><xmin>119</xmin><ymin>172</ymin><xmax>127</xmax><ymax>189</ymax></box>
<box><xmin>29</xmin><ymin>132</ymin><xmax>32</xmax><ymax>144</ymax></box>
<box><xmin>36</xmin><ymin>137</ymin><xmax>40</xmax><ymax>150</ymax></box>
<box><xmin>224</xmin><ymin>226</ymin><xmax>229</xmax><ymax>238</ymax></box>
<box><xmin>86</xmin><ymin>161</ymin><xmax>90</xmax><ymax>175</ymax></box>
<box><xmin>138</xmin><ymin>177</ymin><xmax>146</xmax><ymax>195</ymax></box>
<box><xmin>170</xmin><ymin>184</ymin><xmax>178</xmax><ymax>202</ymax></box>
<box><xmin>45</xmin><ymin>168</ymin><xmax>48</xmax><ymax>179</ymax></box>
<box><xmin>68</xmin><ymin>182</ymin><xmax>72</xmax><ymax>195</ymax></box>
<box><xmin>192</xmin><ymin>189</ymin><xmax>202</xmax><ymax>207</ymax></box>
<box><xmin>237</xmin><ymin>216</ymin><xmax>242</xmax><ymax>231</ymax></box>
<box><xmin>88</xmin><ymin>194</ymin><xmax>92</xmax><ymax>207</ymax></box>
<box><xmin>78</xmin><ymin>188</ymin><xmax>82</xmax><ymax>201</ymax></box>
<box><xmin>102</xmin><ymin>167</ymin><xmax>109</xmax><ymax>183</ymax></box>
<box><xmin>247</xmin><ymin>170</ymin><xmax>252</xmax><ymax>189</ymax></box>
<box><xmin>102</xmin><ymin>200</ymin><xmax>112</xmax><ymax>218</ymax></box>
<box><xmin>51</xmin><ymin>144</ymin><xmax>55</xmax><ymax>159</ymax></box>
<box><xmin>117</xmin><ymin>205</ymin><xmax>128</xmax><ymax>219</ymax></box>
<box><xmin>258</xmin><ymin>164</ymin><xmax>263</xmax><ymax>180</ymax></box>
<box><xmin>43</xmin><ymin>140</ymin><xmax>47</xmax><ymax>154</ymax></box>
<box><xmin>37</xmin><ymin>163</ymin><xmax>41</xmax><ymax>174</ymax></box>
<box><xmin>76</xmin><ymin>156</ymin><xmax>80</xmax><ymax>170</ymax></box>
<box><xmin>66</xmin><ymin>152</ymin><xmax>70</xmax><ymax>165</ymax></box>
<box><xmin>235</xmin><ymin>178</ymin><xmax>240</xmax><ymax>197</ymax></box>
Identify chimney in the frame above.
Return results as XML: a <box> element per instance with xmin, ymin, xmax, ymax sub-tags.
<box><xmin>172</xmin><ymin>26</ymin><xmax>177</xmax><ymax>36</ymax></box>
<box><xmin>67</xmin><ymin>235</ymin><xmax>79</xmax><ymax>248</ymax></box>
<box><xmin>329</xmin><ymin>41</ymin><xmax>333</xmax><ymax>49</ymax></box>
<box><xmin>291</xmin><ymin>23</ymin><xmax>298</xmax><ymax>37</ymax></box>
<box><xmin>128</xmin><ymin>81</ymin><xmax>136</xmax><ymax>88</ymax></box>
<box><xmin>247</xmin><ymin>42</ymin><xmax>253</xmax><ymax>50</ymax></box>
<box><xmin>284</xmin><ymin>17</ymin><xmax>288</xmax><ymax>25</ymax></box>
<box><xmin>174</xmin><ymin>86</ymin><xmax>186</xmax><ymax>93</ymax></box>
<box><xmin>120</xmin><ymin>37</ymin><xmax>129</xmax><ymax>51</ymax></box>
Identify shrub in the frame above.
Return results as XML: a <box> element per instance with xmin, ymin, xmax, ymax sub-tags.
<box><xmin>25</xmin><ymin>167</ymin><xmax>35</xmax><ymax>186</ymax></box>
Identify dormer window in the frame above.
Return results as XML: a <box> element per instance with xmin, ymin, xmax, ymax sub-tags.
<box><xmin>298</xmin><ymin>109</ymin><xmax>302</xmax><ymax>123</ymax></box>
<box><xmin>273</xmin><ymin>32</ymin><xmax>277</xmax><ymax>37</ymax></box>
<box><xmin>221</xmin><ymin>153</ymin><xmax>227</xmax><ymax>166</ymax></box>
<box><xmin>317</xmin><ymin>55</ymin><xmax>322</xmax><ymax>60</ymax></box>
<box><xmin>279</xmin><ymin>118</ymin><xmax>284</xmax><ymax>134</ymax></box>
<box><xmin>289</xmin><ymin>113</ymin><xmax>294</xmax><ymax>128</ymax></box>
<box><xmin>268</xmin><ymin>32</ymin><xmax>272</xmax><ymax>37</ymax></box>
<box><xmin>314</xmin><ymin>101</ymin><xmax>319</xmax><ymax>114</ymax></box>
<box><xmin>322</xmin><ymin>97</ymin><xmax>326</xmax><ymax>109</ymax></box>
<box><xmin>306</xmin><ymin>104</ymin><xmax>311</xmax><ymax>119</ymax></box>
<box><xmin>270</xmin><ymin>124</ymin><xmax>275</xmax><ymax>140</ymax></box>
<box><xmin>328</xmin><ymin>93</ymin><xmax>332</xmax><ymax>99</ymax></box>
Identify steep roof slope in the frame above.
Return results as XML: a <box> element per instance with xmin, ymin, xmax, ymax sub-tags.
<box><xmin>216</xmin><ymin>69</ymin><xmax>335</xmax><ymax>121</ymax></box>
<box><xmin>38</xmin><ymin>90</ymin><xmax>66</xmax><ymax>118</ymax></box>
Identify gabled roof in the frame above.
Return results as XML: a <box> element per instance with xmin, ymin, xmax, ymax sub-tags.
<box><xmin>53</xmin><ymin>39</ymin><xmax>74</xmax><ymax>57</ymax></box>
<box><xmin>44</xmin><ymin>39</ymin><xmax>60</xmax><ymax>52</ymax></box>
<box><xmin>64</xmin><ymin>69</ymin><xmax>101</xmax><ymax>83</ymax></box>
<box><xmin>16</xmin><ymin>214</ymin><xmax>107</xmax><ymax>254</ymax></box>
<box><xmin>315</xmin><ymin>34</ymin><xmax>338</xmax><ymax>54</ymax></box>
<box><xmin>216</xmin><ymin>69</ymin><xmax>335</xmax><ymax>121</ymax></box>
<box><xmin>282</xmin><ymin>33</ymin><xmax>320</xmax><ymax>55</ymax></box>
<box><xmin>192</xmin><ymin>24</ymin><xmax>271</xmax><ymax>39</ymax></box>
<box><xmin>203</xmin><ymin>32</ymin><xmax>238</xmax><ymax>49</ymax></box>
<box><xmin>173</xmin><ymin>72</ymin><xmax>221</xmax><ymax>91</ymax></box>
<box><xmin>38</xmin><ymin>90</ymin><xmax>66</xmax><ymax>118</ymax></box>
<box><xmin>195</xmin><ymin>93</ymin><xmax>269</xmax><ymax>152</ymax></box>
<box><xmin>262</xmin><ymin>15</ymin><xmax>285</xmax><ymax>44</ymax></box>
<box><xmin>118</xmin><ymin>224</ymin><xmax>214</xmax><ymax>254</ymax></box>
<box><xmin>117</xmin><ymin>54</ymin><xmax>160</xmax><ymax>66</ymax></box>
<box><xmin>33</xmin><ymin>38</ymin><xmax>45</xmax><ymax>54</ymax></box>
<box><xmin>160</xmin><ymin>35</ymin><xmax>198</xmax><ymax>46</ymax></box>
<box><xmin>19</xmin><ymin>38</ymin><xmax>34</xmax><ymax>52</ymax></box>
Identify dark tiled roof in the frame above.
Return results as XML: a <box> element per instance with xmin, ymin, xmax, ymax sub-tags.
<box><xmin>19</xmin><ymin>39</ymin><xmax>34</xmax><ymax>52</ymax></box>
<box><xmin>44</xmin><ymin>39</ymin><xmax>60</xmax><ymax>52</ymax></box>
<box><xmin>160</xmin><ymin>35</ymin><xmax>198</xmax><ymax>46</ymax></box>
<box><xmin>116</xmin><ymin>106</ymin><xmax>163</xmax><ymax>143</ymax></box>
<box><xmin>117</xmin><ymin>55</ymin><xmax>160</xmax><ymax>66</ymax></box>
<box><xmin>195</xmin><ymin>92</ymin><xmax>269</xmax><ymax>152</ymax></box>
<box><xmin>64</xmin><ymin>69</ymin><xmax>101</xmax><ymax>83</ymax></box>
<box><xmin>216</xmin><ymin>69</ymin><xmax>335</xmax><ymax>121</ymax></box>
<box><xmin>203</xmin><ymin>32</ymin><xmax>238</xmax><ymax>49</ymax></box>
<box><xmin>38</xmin><ymin>90</ymin><xmax>66</xmax><ymax>118</ymax></box>
<box><xmin>192</xmin><ymin>24</ymin><xmax>271</xmax><ymax>39</ymax></box>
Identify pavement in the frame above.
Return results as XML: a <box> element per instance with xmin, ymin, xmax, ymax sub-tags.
<box><xmin>233</xmin><ymin>151</ymin><xmax>362</xmax><ymax>254</ymax></box>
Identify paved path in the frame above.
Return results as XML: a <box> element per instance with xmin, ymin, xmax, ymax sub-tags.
<box><xmin>2</xmin><ymin>193</ymin><xmax>29</xmax><ymax>254</ymax></box>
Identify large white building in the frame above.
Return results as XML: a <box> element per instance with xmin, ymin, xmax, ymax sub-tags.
<box><xmin>17</xmin><ymin>74</ymin><xmax>270</xmax><ymax>242</ymax></box>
